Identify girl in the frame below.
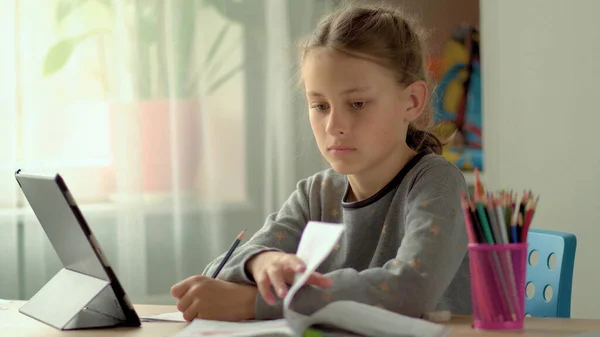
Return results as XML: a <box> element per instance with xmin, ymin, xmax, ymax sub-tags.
<box><xmin>171</xmin><ymin>3</ymin><xmax>471</xmax><ymax>322</ymax></box>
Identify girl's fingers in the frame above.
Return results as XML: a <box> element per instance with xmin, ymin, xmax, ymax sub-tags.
<box><xmin>306</xmin><ymin>272</ymin><xmax>333</xmax><ymax>288</ymax></box>
<box><xmin>282</xmin><ymin>254</ymin><xmax>305</xmax><ymax>272</ymax></box>
<box><xmin>256</xmin><ymin>273</ymin><xmax>276</xmax><ymax>305</ymax></box>
<box><xmin>182</xmin><ymin>299</ymin><xmax>201</xmax><ymax>322</ymax></box>
<box><xmin>176</xmin><ymin>292</ymin><xmax>194</xmax><ymax>313</ymax></box>
<box><xmin>279</xmin><ymin>255</ymin><xmax>306</xmax><ymax>284</ymax></box>
<box><xmin>267</xmin><ymin>267</ymin><xmax>289</xmax><ymax>298</ymax></box>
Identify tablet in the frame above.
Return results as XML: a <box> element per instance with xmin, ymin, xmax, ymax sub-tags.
<box><xmin>14</xmin><ymin>170</ymin><xmax>140</xmax><ymax>330</ymax></box>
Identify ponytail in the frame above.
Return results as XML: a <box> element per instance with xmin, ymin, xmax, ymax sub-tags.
<box><xmin>406</xmin><ymin>124</ymin><xmax>443</xmax><ymax>155</ymax></box>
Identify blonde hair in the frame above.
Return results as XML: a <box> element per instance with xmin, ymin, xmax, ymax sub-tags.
<box><xmin>299</xmin><ymin>3</ymin><xmax>443</xmax><ymax>154</ymax></box>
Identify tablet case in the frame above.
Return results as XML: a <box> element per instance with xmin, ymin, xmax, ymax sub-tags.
<box><xmin>15</xmin><ymin>170</ymin><xmax>140</xmax><ymax>330</ymax></box>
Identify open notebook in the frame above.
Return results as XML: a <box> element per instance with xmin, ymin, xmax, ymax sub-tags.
<box><xmin>170</xmin><ymin>221</ymin><xmax>451</xmax><ymax>337</ymax></box>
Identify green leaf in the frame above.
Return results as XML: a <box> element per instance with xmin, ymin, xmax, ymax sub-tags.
<box><xmin>43</xmin><ymin>38</ymin><xmax>79</xmax><ymax>76</ymax></box>
<box><xmin>43</xmin><ymin>31</ymin><xmax>105</xmax><ymax>76</ymax></box>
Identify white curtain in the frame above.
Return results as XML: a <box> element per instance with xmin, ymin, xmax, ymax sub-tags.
<box><xmin>0</xmin><ymin>0</ymin><xmax>332</xmax><ymax>304</ymax></box>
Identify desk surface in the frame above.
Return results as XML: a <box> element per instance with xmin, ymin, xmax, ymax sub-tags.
<box><xmin>1</xmin><ymin>301</ymin><xmax>599</xmax><ymax>337</ymax></box>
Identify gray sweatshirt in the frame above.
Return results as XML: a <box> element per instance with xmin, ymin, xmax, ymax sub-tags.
<box><xmin>202</xmin><ymin>150</ymin><xmax>471</xmax><ymax>320</ymax></box>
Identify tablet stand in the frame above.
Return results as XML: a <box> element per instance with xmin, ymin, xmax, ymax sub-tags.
<box><xmin>19</xmin><ymin>268</ymin><xmax>126</xmax><ymax>330</ymax></box>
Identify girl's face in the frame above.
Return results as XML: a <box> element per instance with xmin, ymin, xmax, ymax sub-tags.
<box><xmin>302</xmin><ymin>48</ymin><xmax>425</xmax><ymax>176</ymax></box>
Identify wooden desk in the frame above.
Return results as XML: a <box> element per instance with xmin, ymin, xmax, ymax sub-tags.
<box><xmin>2</xmin><ymin>301</ymin><xmax>599</xmax><ymax>336</ymax></box>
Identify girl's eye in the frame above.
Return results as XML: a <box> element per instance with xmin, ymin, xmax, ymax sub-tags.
<box><xmin>351</xmin><ymin>101</ymin><xmax>366</xmax><ymax>109</ymax></box>
<box><xmin>311</xmin><ymin>104</ymin><xmax>329</xmax><ymax>111</ymax></box>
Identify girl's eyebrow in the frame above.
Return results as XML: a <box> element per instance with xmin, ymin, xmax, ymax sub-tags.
<box><xmin>307</xmin><ymin>86</ymin><xmax>372</xmax><ymax>97</ymax></box>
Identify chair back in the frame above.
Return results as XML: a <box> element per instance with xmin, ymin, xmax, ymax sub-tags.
<box><xmin>525</xmin><ymin>229</ymin><xmax>577</xmax><ymax>318</ymax></box>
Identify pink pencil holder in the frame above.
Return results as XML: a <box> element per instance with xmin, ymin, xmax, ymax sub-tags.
<box><xmin>468</xmin><ymin>243</ymin><xmax>528</xmax><ymax>330</ymax></box>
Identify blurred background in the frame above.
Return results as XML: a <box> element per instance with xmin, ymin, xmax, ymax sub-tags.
<box><xmin>1</xmin><ymin>0</ymin><xmax>599</xmax><ymax>319</ymax></box>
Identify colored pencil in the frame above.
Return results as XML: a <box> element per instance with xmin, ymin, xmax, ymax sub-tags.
<box><xmin>472</xmin><ymin>172</ymin><xmax>494</xmax><ymax>244</ymax></box>
<box><xmin>510</xmin><ymin>204</ymin><xmax>519</xmax><ymax>243</ymax></box>
<box><xmin>521</xmin><ymin>196</ymin><xmax>538</xmax><ymax>243</ymax></box>
<box><xmin>212</xmin><ymin>229</ymin><xmax>247</xmax><ymax>278</ymax></box>
<box><xmin>504</xmin><ymin>193</ymin><xmax>512</xmax><ymax>235</ymax></box>
<box><xmin>486</xmin><ymin>194</ymin><xmax>503</xmax><ymax>244</ymax></box>
<box><xmin>479</xmin><ymin>193</ymin><xmax>514</xmax><ymax>319</ymax></box>
<box><xmin>495</xmin><ymin>197</ymin><xmax>509</xmax><ymax>245</ymax></box>
<box><xmin>461</xmin><ymin>193</ymin><xmax>477</xmax><ymax>244</ymax></box>
<box><xmin>494</xmin><ymin>196</ymin><xmax>521</xmax><ymax>318</ymax></box>
<box><xmin>469</xmin><ymin>202</ymin><xmax>485</xmax><ymax>243</ymax></box>
<box><xmin>516</xmin><ymin>213</ymin><xmax>524</xmax><ymax>243</ymax></box>
<box><xmin>518</xmin><ymin>192</ymin><xmax>530</xmax><ymax>240</ymax></box>
<box><xmin>474</xmin><ymin>168</ymin><xmax>484</xmax><ymax>199</ymax></box>
<box><xmin>475</xmin><ymin>193</ymin><xmax>495</xmax><ymax>244</ymax></box>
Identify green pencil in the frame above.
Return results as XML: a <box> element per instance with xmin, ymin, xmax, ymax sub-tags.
<box><xmin>475</xmin><ymin>194</ymin><xmax>494</xmax><ymax>244</ymax></box>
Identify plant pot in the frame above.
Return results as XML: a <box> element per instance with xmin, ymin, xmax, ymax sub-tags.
<box><xmin>109</xmin><ymin>100</ymin><xmax>200</xmax><ymax>195</ymax></box>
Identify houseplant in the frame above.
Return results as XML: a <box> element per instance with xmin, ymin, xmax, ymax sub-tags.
<box><xmin>44</xmin><ymin>0</ymin><xmax>244</xmax><ymax>194</ymax></box>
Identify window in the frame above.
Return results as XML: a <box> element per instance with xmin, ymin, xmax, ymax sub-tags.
<box><xmin>1</xmin><ymin>0</ymin><xmax>247</xmax><ymax>206</ymax></box>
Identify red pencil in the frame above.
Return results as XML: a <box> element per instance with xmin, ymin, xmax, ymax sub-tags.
<box><xmin>521</xmin><ymin>195</ymin><xmax>538</xmax><ymax>243</ymax></box>
<box><xmin>461</xmin><ymin>192</ymin><xmax>478</xmax><ymax>244</ymax></box>
<box><xmin>474</xmin><ymin>168</ymin><xmax>484</xmax><ymax>199</ymax></box>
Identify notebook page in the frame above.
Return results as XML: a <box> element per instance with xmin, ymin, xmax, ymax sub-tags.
<box><xmin>173</xmin><ymin>318</ymin><xmax>292</xmax><ymax>337</ymax></box>
<box><xmin>285</xmin><ymin>221</ymin><xmax>346</xmax><ymax>308</ymax></box>
<box><xmin>284</xmin><ymin>221</ymin><xmax>345</xmax><ymax>335</ymax></box>
<box><xmin>140</xmin><ymin>311</ymin><xmax>186</xmax><ymax>322</ymax></box>
<box><xmin>302</xmin><ymin>301</ymin><xmax>450</xmax><ymax>337</ymax></box>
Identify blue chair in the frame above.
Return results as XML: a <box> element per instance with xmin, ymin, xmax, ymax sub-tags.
<box><xmin>525</xmin><ymin>229</ymin><xmax>577</xmax><ymax>318</ymax></box>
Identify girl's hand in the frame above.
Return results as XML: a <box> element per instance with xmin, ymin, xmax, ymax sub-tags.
<box><xmin>246</xmin><ymin>251</ymin><xmax>332</xmax><ymax>305</ymax></box>
<box><xmin>171</xmin><ymin>276</ymin><xmax>256</xmax><ymax>322</ymax></box>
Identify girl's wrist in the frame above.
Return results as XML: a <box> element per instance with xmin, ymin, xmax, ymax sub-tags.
<box><xmin>238</xmin><ymin>285</ymin><xmax>257</xmax><ymax>320</ymax></box>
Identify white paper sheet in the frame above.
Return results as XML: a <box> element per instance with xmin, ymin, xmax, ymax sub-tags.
<box><xmin>141</xmin><ymin>311</ymin><xmax>187</xmax><ymax>323</ymax></box>
<box><xmin>299</xmin><ymin>301</ymin><xmax>450</xmax><ymax>337</ymax></box>
<box><xmin>176</xmin><ymin>318</ymin><xmax>292</xmax><ymax>337</ymax></box>
<box><xmin>284</xmin><ymin>222</ymin><xmax>345</xmax><ymax>335</ymax></box>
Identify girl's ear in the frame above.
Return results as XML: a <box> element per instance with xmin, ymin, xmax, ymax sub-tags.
<box><xmin>403</xmin><ymin>80</ymin><xmax>428</xmax><ymax>123</ymax></box>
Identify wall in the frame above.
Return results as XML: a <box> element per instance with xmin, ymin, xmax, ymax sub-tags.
<box><xmin>361</xmin><ymin>0</ymin><xmax>480</xmax><ymax>56</ymax></box>
<box><xmin>481</xmin><ymin>0</ymin><xmax>600</xmax><ymax>318</ymax></box>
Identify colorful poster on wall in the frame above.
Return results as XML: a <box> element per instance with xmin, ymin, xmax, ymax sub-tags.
<box><xmin>430</xmin><ymin>24</ymin><xmax>483</xmax><ymax>172</ymax></box>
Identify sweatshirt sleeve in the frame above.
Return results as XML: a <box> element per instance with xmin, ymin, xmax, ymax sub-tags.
<box><xmin>201</xmin><ymin>178</ymin><xmax>312</xmax><ymax>285</ymax></box>
<box><xmin>255</xmin><ymin>163</ymin><xmax>469</xmax><ymax>320</ymax></box>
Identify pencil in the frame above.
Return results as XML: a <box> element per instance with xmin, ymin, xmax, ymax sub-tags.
<box><xmin>494</xmin><ymin>196</ymin><xmax>520</xmax><ymax>318</ymax></box>
<box><xmin>474</xmin><ymin>193</ymin><xmax>494</xmax><ymax>244</ymax></box>
<box><xmin>211</xmin><ymin>229</ymin><xmax>247</xmax><ymax>278</ymax></box>
<box><xmin>510</xmin><ymin>204</ymin><xmax>519</xmax><ymax>243</ymax></box>
<box><xmin>521</xmin><ymin>196</ymin><xmax>538</xmax><ymax>243</ymax></box>
<box><xmin>516</xmin><ymin>192</ymin><xmax>529</xmax><ymax>241</ymax></box>
<box><xmin>495</xmin><ymin>197</ymin><xmax>509</xmax><ymax>245</ymax></box>
<box><xmin>516</xmin><ymin>213</ymin><xmax>524</xmax><ymax>244</ymax></box>
<box><xmin>461</xmin><ymin>193</ymin><xmax>477</xmax><ymax>244</ymax></box>
<box><xmin>510</xmin><ymin>191</ymin><xmax>516</xmax><ymax>222</ymax></box>
<box><xmin>486</xmin><ymin>193</ymin><xmax>516</xmax><ymax>320</ymax></box>
<box><xmin>469</xmin><ymin>202</ymin><xmax>485</xmax><ymax>243</ymax></box>
<box><xmin>474</xmin><ymin>168</ymin><xmax>484</xmax><ymax>199</ymax></box>
<box><xmin>504</xmin><ymin>192</ymin><xmax>512</xmax><ymax>235</ymax></box>
<box><xmin>486</xmin><ymin>194</ymin><xmax>502</xmax><ymax>244</ymax></box>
